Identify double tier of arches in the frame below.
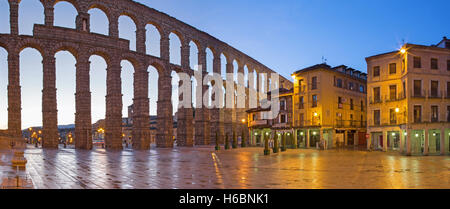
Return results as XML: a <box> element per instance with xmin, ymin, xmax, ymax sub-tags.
<box><xmin>0</xmin><ymin>0</ymin><xmax>291</xmax><ymax>149</ymax></box>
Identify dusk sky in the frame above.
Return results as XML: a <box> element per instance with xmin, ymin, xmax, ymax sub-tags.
<box><xmin>0</xmin><ymin>0</ymin><xmax>449</xmax><ymax>129</ymax></box>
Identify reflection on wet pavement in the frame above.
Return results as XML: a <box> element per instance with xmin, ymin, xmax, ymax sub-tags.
<box><xmin>1</xmin><ymin>146</ymin><xmax>449</xmax><ymax>189</ymax></box>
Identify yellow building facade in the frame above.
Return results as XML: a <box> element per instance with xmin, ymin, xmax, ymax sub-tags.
<box><xmin>366</xmin><ymin>38</ymin><xmax>450</xmax><ymax>155</ymax></box>
<box><xmin>291</xmin><ymin>64</ymin><xmax>367</xmax><ymax>149</ymax></box>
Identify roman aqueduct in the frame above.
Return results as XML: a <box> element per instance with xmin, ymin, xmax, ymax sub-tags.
<box><xmin>0</xmin><ymin>0</ymin><xmax>292</xmax><ymax>150</ymax></box>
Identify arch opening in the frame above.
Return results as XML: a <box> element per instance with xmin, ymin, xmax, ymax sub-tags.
<box><xmin>189</xmin><ymin>41</ymin><xmax>198</xmax><ymax>71</ymax></box>
<box><xmin>0</xmin><ymin>46</ymin><xmax>7</xmax><ymax>129</ymax></box>
<box><xmin>121</xmin><ymin>60</ymin><xmax>134</xmax><ymax>118</ymax></box>
<box><xmin>19</xmin><ymin>0</ymin><xmax>44</xmax><ymax>35</ymax></box>
<box><xmin>20</xmin><ymin>47</ymin><xmax>43</xmax><ymax>129</ymax></box>
<box><xmin>89</xmin><ymin>55</ymin><xmax>107</xmax><ymax>125</ymax></box>
<box><xmin>118</xmin><ymin>15</ymin><xmax>137</xmax><ymax>51</ymax></box>
<box><xmin>169</xmin><ymin>33</ymin><xmax>181</xmax><ymax>65</ymax></box>
<box><xmin>0</xmin><ymin>0</ymin><xmax>9</xmax><ymax>33</ymax></box>
<box><xmin>148</xmin><ymin>65</ymin><xmax>159</xmax><ymax>116</ymax></box>
<box><xmin>171</xmin><ymin>71</ymin><xmax>179</xmax><ymax>115</ymax></box>
<box><xmin>88</xmin><ymin>8</ymin><xmax>109</xmax><ymax>35</ymax></box>
<box><xmin>145</xmin><ymin>24</ymin><xmax>160</xmax><ymax>57</ymax></box>
<box><xmin>55</xmin><ymin>51</ymin><xmax>76</xmax><ymax>128</ymax></box>
<box><xmin>54</xmin><ymin>1</ymin><xmax>78</xmax><ymax>29</ymax></box>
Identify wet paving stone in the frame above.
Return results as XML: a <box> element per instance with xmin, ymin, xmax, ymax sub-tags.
<box><xmin>1</xmin><ymin>145</ymin><xmax>450</xmax><ymax>189</ymax></box>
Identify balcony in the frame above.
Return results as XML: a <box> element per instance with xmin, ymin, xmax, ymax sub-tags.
<box><xmin>297</xmin><ymin>85</ymin><xmax>307</xmax><ymax>94</ymax></box>
<box><xmin>428</xmin><ymin>90</ymin><xmax>442</xmax><ymax>99</ymax></box>
<box><xmin>385</xmin><ymin>92</ymin><xmax>406</xmax><ymax>102</ymax></box>
<box><xmin>369</xmin><ymin>96</ymin><xmax>382</xmax><ymax>104</ymax></box>
<box><xmin>411</xmin><ymin>89</ymin><xmax>426</xmax><ymax>98</ymax></box>
<box><xmin>249</xmin><ymin>120</ymin><xmax>271</xmax><ymax>127</ymax></box>
<box><xmin>336</xmin><ymin>120</ymin><xmax>367</xmax><ymax>128</ymax></box>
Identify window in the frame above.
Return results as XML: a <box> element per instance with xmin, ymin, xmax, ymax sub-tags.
<box><xmin>361</xmin><ymin>100</ymin><xmax>364</xmax><ymax>112</ymax></box>
<box><xmin>389</xmin><ymin>85</ymin><xmax>397</xmax><ymax>101</ymax></box>
<box><xmin>431</xmin><ymin>81</ymin><xmax>439</xmax><ymax>98</ymax></box>
<box><xmin>252</xmin><ymin>114</ymin><xmax>256</xmax><ymax>121</ymax></box>
<box><xmin>373</xmin><ymin>66</ymin><xmax>380</xmax><ymax>77</ymax></box>
<box><xmin>350</xmin><ymin>114</ymin><xmax>353</xmax><ymax>126</ymax></box>
<box><xmin>390</xmin><ymin>108</ymin><xmax>397</xmax><ymax>124</ymax></box>
<box><xmin>447</xmin><ymin>82</ymin><xmax>450</xmax><ymax>98</ymax></box>
<box><xmin>280</xmin><ymin>114</ymin><xmax>287</xmax><ymax>123</ymax></box>
<box><xmin>311</xmin><ymin>76</ymin><xmax>318</xmax><ymax>90</ymax></box>
<box><xmin>414</xmin><ymin>105</ymin><xmax>421</xmax><ymax>123</ymax></box>
<box><xmin>374</xmin><ymin>110</ymin><xmax>380</xmax><ymax>126</ymax></box>
<box><xmin>447</xmin><ymin>106</ymin><xmax>450</xmax><ymax>122</ymax></box>
<box><xmin>359</xmin><ymin>85</ymin><xmax>364</xmax><ymax>93</ymax></box>
<box><xmin>389</xmin><ymin>63</ymin><xmax>396</xmax><ymax>74</ymax></box>
<box><xmin>431</xmin><ymin>58</ymin><xmax>438</xmax><ymax>70</ymax></box>
<box><xmin>349</xmin><ymin>82</ymin><xmax>354</xmax><ymax>90</ymax></box>
<box><xmin>403</xmin><ymin>81</ymin><xmax>406</xmax><ymax>98</ymax></box>
<box><xmin>299</xmin><ymin>96</ymin><xmax>304</xmax><ymax>109</ymax></box>
<box><xmin>312</xmin><ymin>95</ymin><xmax>317</xmax><ymax>107</ymax></box>
<box><xmin>447</xmin><ymin>60</ymin><xmax>450</xmax><ymax>71</ymax></box>
<box><xmin>402</xmin><ymin>59</ymin><xmax>405</xmax><ymax>72</ymax></box>
<box><xmin>414</xmin><ymin>80</ymin><xmax>422</xmax><ymax>97</ymax></box>
<box><xmin>299</xmin><ymin>113</ymin><xmax>304</xmax><ymax>126</ymax></box>
<box><xmin>413</xmin><ymin>57</ymin><xmax>421</xmax><ymax>68</ymax></box>
<box><xmin>280</xmin><ymin>100</ymin><xmax>286</xmax><ymax>111</ymax></box>
<box><xmin>338</xmin><ymin>97</ymin><xmax>343</xmax><ymax>109</ymax></box>
<box><xmin>373</xmin><ymin>87</ymin><xmax>381</xmax><ymax>103</ymax></box>
<box><xmin>431</xmin><ymin>106</ymin><xmax>438</xmax><ymax>122</ymax></box>
<box><xmin>350</xmin><ymin>99</ymin><xmax>354</xmax><ymax>110</ymax></box>
<box><xmin>337</xmin><ymin>78</ymin><xmax>342</xmax><ymax>88</ymax></box>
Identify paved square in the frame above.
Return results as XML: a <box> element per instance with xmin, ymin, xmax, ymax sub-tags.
<box><xmin>1</xmin><ymin>146</ymin><xmax>450</xmax><ymax>189</ymax></box>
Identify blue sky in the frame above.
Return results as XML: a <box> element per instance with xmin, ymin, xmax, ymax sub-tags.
<box><xmin>0</xmin><ymin>0</ymin><xmax>449</xmax><ymax>129</ymax></box>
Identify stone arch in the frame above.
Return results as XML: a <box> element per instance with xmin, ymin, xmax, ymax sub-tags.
<box><xmin>53</xmin><ymin>0</ymin><xmax>79</xmax><ymax>29</ymax></box>
<box><xmin>87</xmin><ymin>47</ymin><xmax>111</xmax><ymax>67</ymax></box>
<box><xmin>52</xmin><ymin>43</ymin><xmax>79</xmax><ymax>59</ymax></box>
<box><xmin>120</xmin><ymin>54</ymin><xmax>141</xmax><ymax>72</ymax></box>
<box><xmin>87</xmin><ymin>2</ymin><xmax>111</xmax><ymax>20</ymax></box>
<box><xmin>19</xmin><ymin>0</ymin><xmax>45</xmax><ymax>35</ymax></box>
<box><xmin>53</xmin><ymin>0</ymin><xmax>81</xmax><ymax>13</ymax></box>
<box><xmin>17</xmin><ymin>40</ymin><xmax>45</xmax><ymax>58</ymax></box>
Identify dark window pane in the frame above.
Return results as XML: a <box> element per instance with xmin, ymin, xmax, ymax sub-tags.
<box><xmin>414</xmin><ymin>57</ymin><xmax>421</xmax><ymax>68</ymax></box>
<box><xmin>431</xmin><ymin>58</ymin><xmax>438</xmax><ymax>69</ymax></box>
<box><xmin>311</xmin><ymin>76</ymin><xmax>318</xmax><ymax>90</ymax></box>
<box><xmin>373</xmin><ymin>66</ymin><xmax>380</xmax><ymax>77</ymax></box>
<box><xmin>389</xmin><ymin>63</ymin><xmax>396</xmax><ymax>74</ymax></box>
<box><xmin>414</xmin><ymin>80</ymin><xmax>421</xmax><ymax>97</ymax></box>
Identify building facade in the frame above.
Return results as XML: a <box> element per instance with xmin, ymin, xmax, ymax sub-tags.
<box><xmin>247</xmin><ymin>88</ymin><xmax>294</xmax><ymax>148</ymax></box>
<box><xmin>366</xmin><ymin>37</ymin><xmax>450</xmax><ymax>156</ymax></box>
<box><xmin>291</xmin><ymin>64</ymin><xmax>367</xmax><ymax>149</ymax></box>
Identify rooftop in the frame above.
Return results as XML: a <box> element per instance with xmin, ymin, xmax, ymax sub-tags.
<box><xmin>293</xmin><ymin>63</ymin><xmax>367</xmax><ymax>81</ymax></box>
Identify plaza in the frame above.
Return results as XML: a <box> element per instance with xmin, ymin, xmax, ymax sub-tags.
<box><xmin>1</xmin><ymin>145</ymin><xmax>449</xmax><ymax>189</ymax></box>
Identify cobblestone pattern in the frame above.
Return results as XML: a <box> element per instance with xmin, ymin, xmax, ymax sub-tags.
<box><xmin>0</xmin><ymin>0</ymin><xmax>293</xmax><ymax>150</ymax></box>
